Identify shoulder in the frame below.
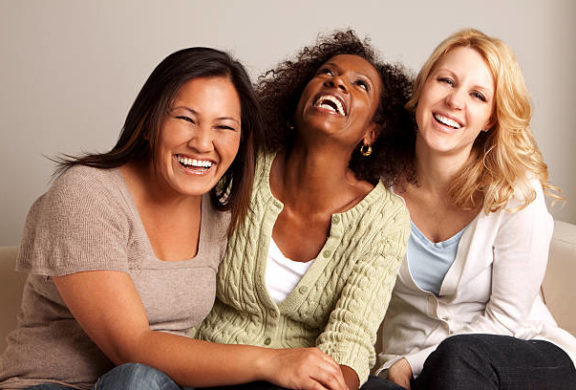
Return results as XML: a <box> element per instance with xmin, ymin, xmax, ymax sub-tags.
<box><xmin>503</xmin><ymin>177</ymin><xmax>549</xmax><ymax>215</ymax></box>
<box><xmin>18</xmin><ymin>166</ymin><xmax>132</xmax><ymax>274</ymax></box>
<box><xmin>479</xmin><ymin>178</ymin><xmax>552</xmax><ymax>236</ymax></box>
<box><xmin>54</xmin><ymin>165</ymin><xmax>121</xmax><ymax>194</ymax></box>
<box><xmin>341</xmin><ymin>182</ymin><xmax>410</xmax><ymax>255</ymax></box>
<box><xmin>254</xmin><ymin>151</ymin><xmax>275</xmax><ymax>185</ymax></box>
<box><xmin>48</xmin><ymin>165</ymin><xmax>125</xmax><ymax>209</ymax></box>
<box><xmin>356</xmin><ymin>181</ymin><xmax>410</xmax><ymax>225</ymax></box>
<box><xmin>26</xmin><ymin>165</ymin><xmax>130</xmax><ymax>233</ymax></box>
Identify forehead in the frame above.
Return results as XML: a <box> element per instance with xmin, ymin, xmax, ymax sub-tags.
<box><xmin>324</xmin><ymin>54</ymin><xmax>380</xmax><ymax>80</ymax></box>
<box><xmin>434</xmin><ymin>47</ymin><xmax>494</xmax><ymax>87</ymax></box>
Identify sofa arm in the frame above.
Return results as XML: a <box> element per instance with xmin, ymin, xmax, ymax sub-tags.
<box><xmin>542</xmin><ymin>220</ymin><xmax>576</xmax><ymax>337</ymax></box>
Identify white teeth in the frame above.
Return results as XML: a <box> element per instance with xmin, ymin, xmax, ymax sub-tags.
<box><xmin>434</xmin><ymin>114</ymin><xmax>461</xmax><ymax>129</ymax></box>
<box><xmin>314</xmin><ymin>95</ymin><xmax>346</xmax><ymax>116</ymax></box>
<box><xmin>176</xmin><ymin>155</ymin><xmax>213</xmax><ymax>168</ymax></box>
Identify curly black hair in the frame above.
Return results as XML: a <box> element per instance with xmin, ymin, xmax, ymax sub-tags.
<box><xmin>256</xmin><ymin>30</ymin><xmax>415</xmax><ymax>186</ymax></box>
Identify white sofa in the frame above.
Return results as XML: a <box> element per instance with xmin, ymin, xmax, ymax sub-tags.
<box><xmin>1</xmin><ymin>221</ymin><xmax>576</xmax><ymax>354</ymax></box>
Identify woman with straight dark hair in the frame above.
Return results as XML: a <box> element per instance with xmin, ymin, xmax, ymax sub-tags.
<box><xmin>0</xmin><ymin>47</ymin><xmax>354</xmax><ymax>390</ymax></box>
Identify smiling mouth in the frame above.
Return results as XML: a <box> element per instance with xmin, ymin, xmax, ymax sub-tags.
<box><xmin>313</xmin><ymin>95</ymin><xmax>346</xmax><ymax>116</ymax></box>
<box><xmin>433</xmin><ymin>113</ymin><xmax>462</xmax><ymax>129</ymax></box>
<box><xmin>176</xmin><ymin>154</ymin><xmax>214</xmax><ymax>171</ymax></box>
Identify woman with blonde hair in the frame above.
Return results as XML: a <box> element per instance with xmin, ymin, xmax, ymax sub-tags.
<box><xmin>376</xmin><ymin>29</ymin><xmax>576</xmax><ymax>389</ymax></box>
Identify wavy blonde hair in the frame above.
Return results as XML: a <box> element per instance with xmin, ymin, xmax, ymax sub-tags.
<box><xmin>406</xmin><ymin>28</ymin><xmax>561</xmax><ymax>213</ymax></box>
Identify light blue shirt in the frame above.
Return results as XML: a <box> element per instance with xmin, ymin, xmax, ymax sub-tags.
<box><xmin>407</xmin><ymin>221</ymin><xmax>466</xmax><ymax>296</ymax></box>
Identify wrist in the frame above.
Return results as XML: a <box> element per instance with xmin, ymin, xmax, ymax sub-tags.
<box><xmin>252</xmin><ymin>347</ymin><xmax>274</xmax><ymax>382</ymax></box>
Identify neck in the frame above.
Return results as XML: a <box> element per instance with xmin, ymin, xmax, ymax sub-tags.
<box><xmin>273</xmin><ymin>140</ymin><xmax>359</xmax><ymax>213</ymax></box>
<box><xmin>413</xmin><ymin>138</ymin><xmax>471</xmax><ymax>195</ymax></box>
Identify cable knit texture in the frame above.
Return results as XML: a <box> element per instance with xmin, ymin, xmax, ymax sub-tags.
<box><xmin>196</xmin><ymin>152</ymin><xmax>410</xmax><ymax>384</ymax></box>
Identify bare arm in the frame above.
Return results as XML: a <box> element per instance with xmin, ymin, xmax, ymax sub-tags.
<box><xmin>340</xmin><ymin>365</ymin><xmax>359</xmax><ymax>390</ymax></box>
<box><xmin>54</xmin><ymin>270</ymin><xmax>348</xmax><ymax>389</ymax></box>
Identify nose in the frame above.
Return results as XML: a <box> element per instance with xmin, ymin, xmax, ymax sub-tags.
<box><xmin>187</xmin><ymin>126</ymin><xmax>214</xmax><ymax>153</ymax></box>
<box><xmin>445</xmin><ymin>88</ymin><xmax>465</xmax><ymax>110</ymax></box>
<box><xmin>323</xmin><ymin>75</ymin><xmax>348</xmax><ymax>93</ymax></box>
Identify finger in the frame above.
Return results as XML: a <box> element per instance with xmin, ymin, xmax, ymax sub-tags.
<box><xmin>315</xmin><ymin>350</ymin><xmax>342</xmax><ymax>371</ymax></box>
<box><xmin>305</xmin><ymin>379</ymin><xmax>330</xmax><ymax>390</ymax></box>
<box><xmin>311</xmin><ymin>370</ymin><xmax>347</xmax><ymax>390</ymax></box>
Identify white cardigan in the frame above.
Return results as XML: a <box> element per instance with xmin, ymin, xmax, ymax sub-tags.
<box><xmin>377</xmin><ymin>180</ymin><xmax>576</xmax><ymax>377</ymax></box>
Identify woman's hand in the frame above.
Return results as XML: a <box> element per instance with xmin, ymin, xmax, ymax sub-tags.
<box><xmin>388</xmin><ymin>358</ymin><xmax>412</xmax><ymax>389</ymax></box>
<box><xmin>258</xmin><ymin>347</ymin><xmax>349</xmax><ymax>390</ymax></box>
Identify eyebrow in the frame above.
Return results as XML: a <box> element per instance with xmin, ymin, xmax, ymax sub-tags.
<box><xmin>172</xmin><ymin>106</ymin><xmax>241</xmax><ymax>125</ymax></box>
<box><xmin>324</xmin><ymin>62</ymin><xmax>373</xmax><ymax>84</ymax></box>
<box><xmin>435</xmin><ymin>68</ymin><xmax>494</xmax><ymax>97</ymax></box>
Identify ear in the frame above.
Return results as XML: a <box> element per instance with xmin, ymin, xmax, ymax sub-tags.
<box><xmin>482</xmin><ymin>116</ymin><xmax>496</xmax><ymax>132</ymax></box>
<box><xmin>363</xmin><ymin>121</ymin><xmax>380</xmax><ymax>145</ymax></box>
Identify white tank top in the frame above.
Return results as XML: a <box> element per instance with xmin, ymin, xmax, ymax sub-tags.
<box><xmin>265</xmin><ymin>238</ymin><xmax>314</xmax><ymax>303</ymax></box>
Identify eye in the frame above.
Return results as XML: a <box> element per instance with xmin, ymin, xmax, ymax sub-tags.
<box><xmin>317</xmin><ymin>67</ymin><xmax>334</xmax><ymax>76</ymax></box>
<box><xmin>471</xmin><ymin>91</ymin><xmax>487</xmax><ymax>102</ymax></box>
<box><xmin>438</xmin><ymin>77</ymin><xmax>455</xmax><ymax>87</ymax></box>
<box><xmin>175</xmin><ymin>115</ymin><xmax>195</xmax><ymax>124</ymax></box>
<box><xmin>354</xmin><ymin>79</ymin><xmax>370</xmax><ymax>92</ymax></box>
<box><xmin>215</xmin><ymin>125</ymin><xmax>238</xmax><ymax>132</ymax></box>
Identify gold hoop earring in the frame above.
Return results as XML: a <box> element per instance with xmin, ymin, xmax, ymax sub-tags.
<box><xmin>360</xmin><ymin>144</ymin><xmax>373</xmax><ymax>157</ymax></box>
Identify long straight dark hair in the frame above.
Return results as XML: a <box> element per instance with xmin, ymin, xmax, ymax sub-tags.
<box><xmin>56</xmin><ymin>47</ymin><xmax>262</xmax><ymax>233</ymax></box>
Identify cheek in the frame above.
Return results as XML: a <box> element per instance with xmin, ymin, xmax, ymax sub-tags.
<box><xmin>219</xmin><ymin>134</ymin><xmax>242</xmax><ymax>163</ymax></box>
<box><xmin>415</xmin><ymin>104</ymin><xmax>426</xmax><ymax>129</ymax></box>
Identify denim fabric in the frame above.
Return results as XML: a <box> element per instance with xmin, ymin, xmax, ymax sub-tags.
<box><xmin>27</xmin><ymin>363</ymin><xmax>195</xmax><ymax>390</ymax></box>
<box><xmin>26</xmin><ymin>384</ymin><xmax>75</xmax><ymax>390</ymax></box>
<box><xmin>412</xmin><ymin>334</ymin><xmax>576</xmax><ymax>390</ymax></box>
<box><xmin>93</xmin><ymin>363</ymin><xmax>195</xmax><ymax>390</ymax></box>
<box><xmin>359</xmin><ymin>375</ymin><xmax>407</xmax><ymax>390</ymax></box>
<box><xmin>208</xmin><ymin>375</ymin><xmax>404</xmax><ymax>390</ymax></box>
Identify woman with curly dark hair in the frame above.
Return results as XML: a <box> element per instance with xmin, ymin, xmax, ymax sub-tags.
<box><xmin>195</xmin><ymin>30</ymin><xmax>413</xmax><ymax>390</ymax></box>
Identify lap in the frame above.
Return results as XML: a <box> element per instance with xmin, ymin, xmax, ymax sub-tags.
<box><xmin>413</xmin><ymin>334</ymin><xmax>576</xmax><ymax>390</ymax></box>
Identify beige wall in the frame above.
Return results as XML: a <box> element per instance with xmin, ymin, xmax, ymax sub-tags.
<box><xmin>1</xmin><ymin>0</ymin><xmax>575</xmax><ymax>245</ymax></box>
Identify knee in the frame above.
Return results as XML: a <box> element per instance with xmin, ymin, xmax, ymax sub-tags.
<box><xmin>427</xmin><ymin>335</ymin><xmax>490</xmax><ymax>370</ymax></box>
<box><xmin>96</xmin><ymin>363</ymin><xmax>178</xmax><ymax>390</ymax></box>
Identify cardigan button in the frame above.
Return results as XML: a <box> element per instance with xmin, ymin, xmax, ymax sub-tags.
<box><xmin>332</xmin><ymin>215</ymin><xmax>340</xmax><ymax>223</ymax></box>
<box><xmin>298</xmin><ymin>286</ymin><xmax>308</xmax><ymax>294</ymax></box>
<box><xmin>264</xmin><ymin>337</ymin><xmax>272</xmax><ymax>345</ymax></box>
<box><xmin>322</xmin><ymin>250</ymin><xmax>332</xmax><ymax>258</ymax></box>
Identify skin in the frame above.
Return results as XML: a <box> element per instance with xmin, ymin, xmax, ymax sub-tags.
<box><xmin>390</xmin><ymin>47</ymin><xmax>495</xmax><ymax>388</ymax></box>
<box><xmin>270</xmin><ymin>54</ymin><xmax>384</xmax><ymax>390</ymax></box>
<box><xmin>128</xmin><ymin>76</ymin><xmax>242</xmax><ymax>261</ymax></box>
<box><xmin>52</xmin><ymin>76</ymin><xmax>348</xmax><ymax>390</ymax></box>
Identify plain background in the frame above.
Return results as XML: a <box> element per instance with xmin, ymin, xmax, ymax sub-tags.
<box><xmin>1</xmin><ymin>0</ymin><xmax>575</xmax><ymax>245</ymax></box>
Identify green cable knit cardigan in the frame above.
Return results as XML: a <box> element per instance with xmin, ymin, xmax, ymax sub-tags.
<box><xmin>196</xmin><ymin>152</ymin><xmax>410</xmax><ymax>384</ymax></box>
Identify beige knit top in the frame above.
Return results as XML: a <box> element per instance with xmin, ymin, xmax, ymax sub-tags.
<box><xmin>0</xmin><ymin>166</ymin><xmax>229</xmax><ymax>390</ymax></box>
<box><xmin>195</xmin><ymin>152</ymin><xmax>410</xmax><ymax>384</ymax></box>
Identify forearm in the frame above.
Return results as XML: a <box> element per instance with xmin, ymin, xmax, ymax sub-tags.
<box><xmin>340</xmin><ymin>365</ymin><xmax>359</xmax><ymax>390</ymax></box>
<box><xmin>121</xmin><ymin>330</ymin><xmax>272</xmax><ymax>387</ymax></box>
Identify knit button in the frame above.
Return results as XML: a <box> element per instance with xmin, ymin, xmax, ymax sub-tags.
<box><xmin>264</xmin><ymin>337</ymin><xmax>272</xmax><ymax>345</ymax></box>
<box><xmin>269</xmin><ymin>309</ymin><xmax>276</xmax><ymax>317</ymax></box>
<box><xmin>332</xmin><ymin>215</ymin><xmax>340</xmax><ymax>223</ymax></box>
<box><xmin>273</xmin><ymin>200</ymin><xmax>282</xmax><ymax>209</ymax></box>
<box><xmin>322</xmin><ymin>250</ymin><xmax>331</xmax><ymax>258</ymax></box>
<box><xmin>298</xmin><ymin>286</ymin><xmax>308</xmax><ymax>294</ymax></box>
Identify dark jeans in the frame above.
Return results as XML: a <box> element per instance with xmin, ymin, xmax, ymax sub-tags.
<box><xmin>411</xmin><ymin>334</ymin><xmax>576</xmax><ymax>390</ymax></box>
<box><xmin>26</xmin><ymin>363</ymin><xmax>195</xmax><ymax>390</ymax></box>
<box><xmin>26</xmin><ymin>366</ymin><xmax>401</xmax><ymax>390</ymax></box>
<box><xmin>210</xmin><ymin>375</ymin><xmax>402</xmax><ymax>390</ymax></box>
